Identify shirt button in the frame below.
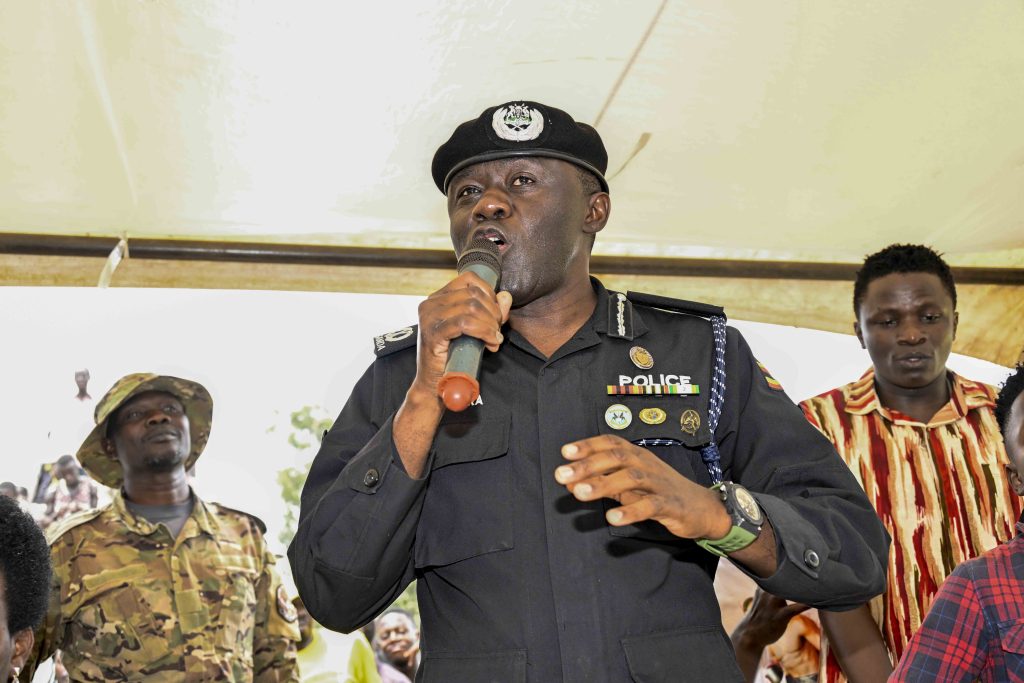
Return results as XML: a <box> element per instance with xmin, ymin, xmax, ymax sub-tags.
<box><xmin>363</xmin><ymin>468</ymin><xmax>380</xmax><ymax>487</ymax></box>
<box><xmin>804</xmin><ymin>549</ymin><xmax>820</xmax><ymax>569</ymax></box>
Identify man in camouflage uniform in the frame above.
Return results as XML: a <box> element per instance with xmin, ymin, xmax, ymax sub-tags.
<box><xmin>21</xmin><ymin>373</ymin><xmax>300</xmax><ymax>682</ymax></box>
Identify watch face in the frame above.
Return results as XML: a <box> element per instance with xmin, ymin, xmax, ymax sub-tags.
<box><xmin>733</xmin><ymin>486</ymin><xmax>763</xmax><ymax>525</ymax></box>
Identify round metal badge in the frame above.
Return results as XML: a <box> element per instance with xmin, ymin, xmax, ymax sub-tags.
<box><xmin>492</xmin><ymin>104</ymin><xmax>544</xmax><ymax>142</ymax></box>
<box><xmin>605</xmin><ymin>404</ymin><xmax>632</xmax><ymax>430</ymax></box>
<box><xmin>629</xmin><ymin>346</ymin><xmax>654</xmax><ymax>370</ymax></box>
<box><xmin>638</xmin><ymin>408</ymin><xmax>666</xmax><ymax>425</ymax></box>
<box><xmin>680</xmin><ymin>409</ymin><xmax>701</xmax><ymax>435</ymax></box>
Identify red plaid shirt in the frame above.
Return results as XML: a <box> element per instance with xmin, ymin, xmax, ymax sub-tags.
<box><xmin>891</xmin><ymin>517</ymin><xmax>1024</xmax><ymax>682</ymax></box>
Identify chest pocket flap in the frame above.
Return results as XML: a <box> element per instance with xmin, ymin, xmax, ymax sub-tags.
<box><xmin>998</xmin><ymin>618</ymin><xmax>1024</xmax><ymax>655</ymax></box>
<box><xmin>416</xmin><ymin>412</ymin><xmax>513</xmax><ymax>568</ymax></box>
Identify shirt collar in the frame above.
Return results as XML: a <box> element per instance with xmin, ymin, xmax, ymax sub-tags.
<box><xmin>591</xmin><ymin>277</ymin><xmax>650</xmax><ymax>340</ymax></box>
<box><xmin>112</xmin><ymin>487</ymin><xmax>219</xmax><ymax>539</ymax></box>
<box><xmin>844</xmin><ymin>367</ymin><xmax>993</xmax><ymax>426</ymax></box>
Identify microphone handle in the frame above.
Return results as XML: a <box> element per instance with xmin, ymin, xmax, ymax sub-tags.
<box><xmin>437</xmin><ymin>260</ymin><xmax>500</xmax><ymax>411</ymax></box>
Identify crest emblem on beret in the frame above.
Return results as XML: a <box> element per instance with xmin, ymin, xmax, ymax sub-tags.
<box><xmin>492</xmin><ymin>104</ymin><xmax>544</xmax><ymax>142</ymax></box>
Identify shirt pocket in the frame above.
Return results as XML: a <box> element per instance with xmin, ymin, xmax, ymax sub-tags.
<box><xmin>414</xmin><ymin>412</ymin><xmax>513</xmax><ymax>569</ymax></box>
<box><xmin>65</xmin><ymin>564</ymin><xmax>167</xmax><ymax>664</ymax></box>
<box><xmin>418</xmin><ymin>649</ymin><xmax>527</xmax><ymax>683</ymax></box>
<box><xmin>593</xmin><ymin>397</ymin><xmax>710</xmax><ymax>543</ymax></box>
<box><xmin>998</xmin><ymin>618</ymin><xmax>1024</xmax><ymax>659</ymax></box>
<box><xmin>621</xmin><ymin>626</ymin><xmax>743</xmax><ymax>682</ymax></box>
<box><xmin>208</xmin><ymin>557</ymin><xmax>260</xmax><ymax>657</ymax></box>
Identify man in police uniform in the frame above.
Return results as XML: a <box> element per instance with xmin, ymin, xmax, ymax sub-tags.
<box><xmin>22</xmin><ymin>373</ymin><xmax>300</xmax><ymax>682</ymax></box>
<box><xmin>290</xmin><ymin>101</ymin><xmax>890</xmax><ymax>682</ymax></box>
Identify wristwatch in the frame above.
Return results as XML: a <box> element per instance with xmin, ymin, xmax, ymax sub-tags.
<box><xmin>695</xmin><ymin>482</ymin><xmax>764</xmax><ymax>557</ymax></box>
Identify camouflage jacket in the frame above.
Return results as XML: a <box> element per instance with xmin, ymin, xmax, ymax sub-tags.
<box><xmin>22</xmin><ymin>489</ymin><xmax>300</xmax><ymax>682</ymax></box>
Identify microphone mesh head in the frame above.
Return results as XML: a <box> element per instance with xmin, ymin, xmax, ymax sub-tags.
<box><xmin>457</xmin><ymin>237</ymin><xmax>501</xmax><ymax>274</ymax></box>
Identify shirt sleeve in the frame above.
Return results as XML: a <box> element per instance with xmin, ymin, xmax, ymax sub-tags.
<box><xmin>890</xmin><ymin>562</ymin><xmax>989</xmax><ymax>681</ymax></box>
<box><xmin>253</xmin><ymin>547</ymin><xmax>301</xmax><ymax>682</ymax></box>
<box><xmin>287</xmin><ymin>358</ymin><xmax>429</xmax><ymax>633</ymax></box>
<box><xmin>720</xmin><ymin>328</ymin><xmax>890</xmax><ymax>610</ymax></box>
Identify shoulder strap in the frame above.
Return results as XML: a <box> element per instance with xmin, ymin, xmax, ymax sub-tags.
<box><xmin>45</xmin><ymin>505</ymin><xmax>107</xmax><ymax>544</ymax></box>
<box><xmin>373</xmin><ymin>325</ymin><xmax>418</xmax><ymax>357</ymax></box>
<box><xmin>209</xmin><ymin>502</ymin><xmax>268</xmax><ymax>535</ymax></box>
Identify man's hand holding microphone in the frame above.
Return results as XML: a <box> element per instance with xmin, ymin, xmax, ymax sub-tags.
<box><xmin>393</xmin><ymin>238</ymin><xmax>510</xmax><ymax>478</ymax></box>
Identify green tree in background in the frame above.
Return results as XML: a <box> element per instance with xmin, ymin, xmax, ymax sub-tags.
<box><xmin>277</xmin><ymin>405</ymin><xmax>419</xmax><ymax>625</ymax></box>
<box><xmin>277</xmin><ymin>405</ymin><xmax>333</xmax><ymax>548</ymax></box>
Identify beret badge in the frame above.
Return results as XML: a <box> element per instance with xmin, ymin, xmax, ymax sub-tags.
<box><xmin>491</xmin><ymin>103</ymin><xmax>544</xmax><ymax>142</ymax></box>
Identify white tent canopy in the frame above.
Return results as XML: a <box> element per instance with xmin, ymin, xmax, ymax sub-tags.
<box><xmin>2</xmin><ymin>1</ymin><xmax>1023</xmax><ymax>261</ymax></box>
<box><xmin>1</xmin><ymin>2</ymin><xmax>1022</xmax><ymax>364</ymax></box>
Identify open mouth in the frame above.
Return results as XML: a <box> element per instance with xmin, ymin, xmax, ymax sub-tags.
<box><xmin>473</xmin><ymin>227</ymin><xmax>508</xmax><ymax>252</ymax></box>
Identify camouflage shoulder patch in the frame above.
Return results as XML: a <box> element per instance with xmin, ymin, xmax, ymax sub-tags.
<box><xmin>756</xmin><ymin>360</ymin><xmax>785</xmax><ymax>391</ymax></box>
<box><xmin>209</xmin><ymin>502</ymin><xmax>267</xmax><ymax>535</ymax></box>
<box><xmin>45</xmin><ymin>505</ymin><xmax>108</xmax><ymax>545</ymax></box>
<box><xmin>276</xmin><ymin>584</ymin><xmax>298</xmax><ymax>623</ymax></box>
<box><xmin>373</xmin><ymin>325</ymin><xmax>418</xmax><ymax>357</ymax></box>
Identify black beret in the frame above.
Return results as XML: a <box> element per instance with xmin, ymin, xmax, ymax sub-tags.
<box><xmin>432</xmin><ymin>101</ymin><xmax>609</xmax><ymax>195</ymax></box>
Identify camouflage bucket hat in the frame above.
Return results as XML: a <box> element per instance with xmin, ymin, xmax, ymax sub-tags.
<box><xmin>77</xmin><ymin>373</ymin><xmax>214</xmax><ymax>488</ymax></box>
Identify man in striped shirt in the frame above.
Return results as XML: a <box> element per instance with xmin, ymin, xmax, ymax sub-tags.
<box><xmin>799</xmin><ymin>244</ymin><xmax>1021</xmax><ymax>682</ymax></box>
<box><xmin>890</xmin><ymin>363</ymin><xmax>1024</xmax><ymax>681</ymax></box>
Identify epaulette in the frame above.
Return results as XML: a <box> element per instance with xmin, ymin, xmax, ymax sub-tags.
<box><xmin>45</xmin><ymin>505</ymin><xmax>108</xmax><ymax>545</ymax></box>
<box><xmin>626</xmin><ymin>291</ymin><xmax>726</xmax><ymax>321</ymax></box>
<box><xmin>373</xmin><ymin>325</ymin><xmax>418</xmax><ymax>357</ymax></box>
<box><xmin>210</xmin><ymin>502</ymin><xmax>267</xmax><ymax>535</ymax></box>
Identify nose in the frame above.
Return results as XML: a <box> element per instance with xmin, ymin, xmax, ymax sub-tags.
<box><xmin>145</xmin><ymin>409</ymin><xmax>171</xmax><ymax>425</ymax></box>
<box><xmin>473</xmin><ymin>187</ymin><xmax>511</xmax><ymax>222</ymax></box>
<box><xmin>896</xmin><ymin>320</ymin><xmax>925</xmax><ymax>345</ymax></box>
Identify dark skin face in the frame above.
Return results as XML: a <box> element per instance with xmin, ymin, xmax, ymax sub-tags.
<box><xmin>854</xmin><ymin>272</ymin><xmax>958</xmax><ymax>422</ymax></box>
<box><xmin>55</xmin><ymin>462</ymin><xmax>81</xmax><ymax>489</ymax></box>
<box><xmin>375</xmin><ymin>612</ymin><xmax>418</xmax><ymax>670</ymax></box>
<box><xmin>103</xmin><ymin>391</ymin><xmax>192</xmax><ymax>504</ymax></box>
<box><xmin>1004</xmin><ymin>393</ymin><xmax>1024</xmax><ymax>497</ymax></box>
<box><xmin>447</xmin><ymin>156</ymin><xmax>609</xmax><ymax>310</ymax></box>
<box><xmin>0</xmin><ymin>573</ymin><xmax>35</xmax><ymax>683</ymax></box>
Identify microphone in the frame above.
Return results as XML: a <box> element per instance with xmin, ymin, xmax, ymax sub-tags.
<box><xmin>437</xmin><ymin>238</ymin><xmax>502</xmax><ymax>412</ymax></box>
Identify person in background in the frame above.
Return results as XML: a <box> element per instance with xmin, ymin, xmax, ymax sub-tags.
<box><xmin>0</xmin><ymin>483</ymin><xmax>17</xmax><ymax>501</ymax></box>
<box><xmin>0</xmin><ymin>495</ymin><xmax>51</xmax><ymax>683</ymax></box>
<box><xmin>372</xmin><ymin>610</ymin><xmax>419</xmax><ymax>683</ymax></box>
<box><xmin>731</xmin><ymin>589</ymin><xmax>819</xmax><ymax>683</ymax></box>
<box><xmin>39</xmin><ymin>455</ymin><xmax>99</xmax><ymax>529</ymax></box>
<box><xmin>890</xmin><ymin>364</ymin><xmax>1024</xmax><ymax>681</ymax></box>
<box><xmin>800</xmin><ymin>244</ymin><xmax>1021</xmax><ymax>681</ymax></box>
<box><xmin>73</xmin><ymin>370</ymin><xmax>91</xmax><ymax>402</ymax></box>
<box><xmin>20</xmin><ymin>373</ymin><xmax>300</xmax><ymax>682</ymax></box>
<box><xmin>292</xmin><ymin>596</ymin><xmax>380</xmax><ymax>683</ymax></box>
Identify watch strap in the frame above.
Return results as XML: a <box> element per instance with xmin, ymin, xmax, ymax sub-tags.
<box><xmin>695</xmin><ymin>525</ymin><xmax>759</xmax><ymax>557</ymax></box>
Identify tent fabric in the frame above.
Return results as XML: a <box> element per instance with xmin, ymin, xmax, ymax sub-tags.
<box><xmin>1</xmin><ymin>2</ymin><xmax>1022</xmax><ymax>362</ymax></box>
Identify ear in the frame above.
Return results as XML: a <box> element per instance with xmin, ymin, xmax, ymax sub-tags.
<box><xmin>582</xmin><ymin>192</ymin><xmax>610</xmax><ymax>235</ymax></box>
<box><xmin>854</xmin><ymin>320</ymin><xmax>865</xmax><ymax>349</ymax></box>
<box><xmin>1007</xmin><ymin>463</ymin><xmax>1024</xmax><ymax>497</ymax></box>
<box><xmin>11</xmin><ymin>627</ymin><xmax>35</xmax><ymax>671</ymax></box>
<box><xmin>102</xmin><ymin>437</ymin><xmax>116</xmax><ymax>457</ymax></box>
<box><xmin>952</xmin><ymin>311</ymin><xmax>959</xmax><ymax>340</ymax></box>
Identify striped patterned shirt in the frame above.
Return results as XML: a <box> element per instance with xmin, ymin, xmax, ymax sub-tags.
<box><xmin>800</xmin><ymin>369</ymin><xmax>1020</xmax><ymax>681</ymax></box>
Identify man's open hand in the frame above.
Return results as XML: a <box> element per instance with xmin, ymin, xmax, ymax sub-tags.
<box><xmin>554</xmin><ymin>434</ymin><xmax>732</xmax><ymax>540</ymax></box>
